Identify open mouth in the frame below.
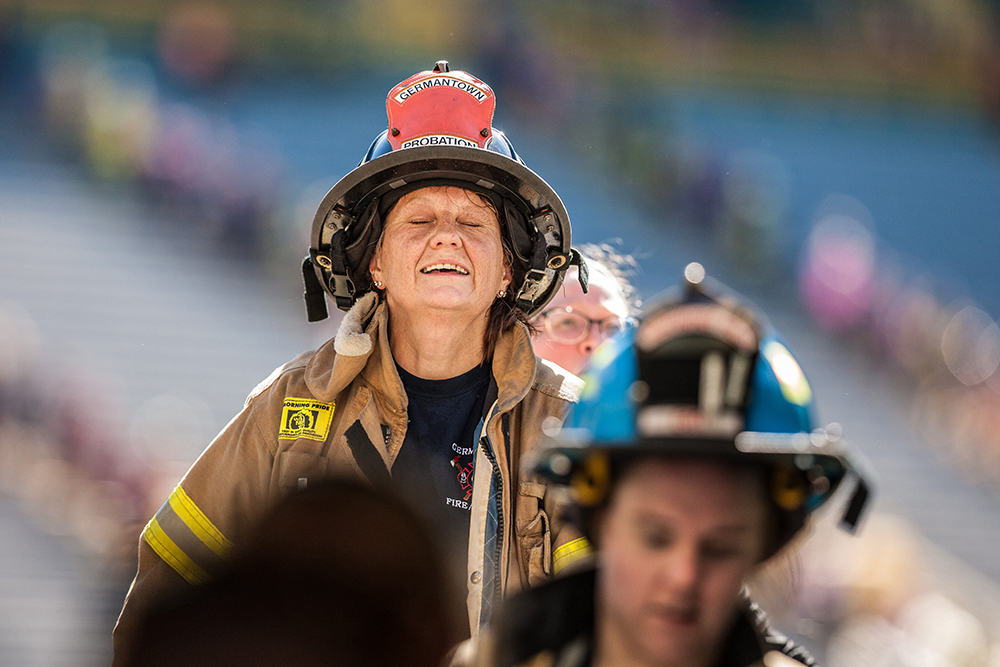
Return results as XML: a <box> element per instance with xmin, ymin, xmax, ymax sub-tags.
<box><xmin>420</xmin><ymin>263</ymin><xmax>469</xmax><ymax>275</ymax></box>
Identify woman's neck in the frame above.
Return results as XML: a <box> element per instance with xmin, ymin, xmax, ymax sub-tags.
<box><xmin>386</xmin><ymin>305</ymin><xmax>489</xmax><ymax>380</ymax></box>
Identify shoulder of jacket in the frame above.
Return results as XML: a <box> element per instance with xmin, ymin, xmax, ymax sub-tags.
<box><xmin>243</xmin><ymin>349</ymin><xmax>315</xmax><ymax>406</ymax></box>
<box><xmin>532</xmin><ymin>358</ymin><xmax>584</xmax><ymax>403</ymax></box>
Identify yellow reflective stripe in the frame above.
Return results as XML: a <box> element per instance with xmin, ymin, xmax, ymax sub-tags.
<box><xmin>552</xmin><ymin>537</ymin><xmax>593</xmax><ymax>575</ymax></box>
<box><xmin>167</xmin><ymin>485</ymin><xmax>233</xmax><ymax>558</ymax></box>
<box><xmin>143</xmin><ymin>517</ymin><xmax>210</xmax><ymax>585</ymax></box>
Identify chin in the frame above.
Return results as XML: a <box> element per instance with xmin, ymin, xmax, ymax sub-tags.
<box><xmin>640</xmin><ymin>636</ymin><xmax>704</xmax><ymax>667</ymax></box>
<box><xmin>417</xmin><ymin>291</ymin><xmax>483</xmax><ymax>312</ymax></box>
<box><xmin>638</xmin><ymin>619</ymin><xmax>707</xmax><ymax>665</ymax></box>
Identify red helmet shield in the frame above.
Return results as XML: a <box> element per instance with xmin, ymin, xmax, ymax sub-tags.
<box><xmin>386</xmin><ymin>67</ymin><xmax>496</xmax><ymax>150</ymax></box>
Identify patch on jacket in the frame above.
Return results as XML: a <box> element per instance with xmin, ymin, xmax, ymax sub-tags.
<box><xmin>279</xmin><ymin>398</ymin><xmax>335</xmax><ymax>441</ymax></box>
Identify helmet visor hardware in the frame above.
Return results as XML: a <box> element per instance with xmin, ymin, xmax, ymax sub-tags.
<box><xmin>570</xmin><ymin>453</ymin><xmax>611</xmax><ymax>507</ymax></box>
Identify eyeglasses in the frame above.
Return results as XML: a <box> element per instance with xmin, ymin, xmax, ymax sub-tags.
<box><xmin>537</xmin><ymin>307</ymin><xmax>630</xmax><ymax>345</ymax></box>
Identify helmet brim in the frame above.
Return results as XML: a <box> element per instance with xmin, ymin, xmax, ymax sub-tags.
<box><xmin>310</xmin><ymin>146</ymin><xmax>572</xmax><ymax>318</ymax></box>
<box><xmin>530</xmin><ymin>430</ymin><xmax>857</xmax><ymax>512</ymax></box>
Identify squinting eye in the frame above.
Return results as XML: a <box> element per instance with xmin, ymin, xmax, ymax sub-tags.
<box><xmin>701</xmin><ymin>543</ymin><xmax>740</xmax><ymax>560</ymax></box>
<box><xmin>640</xmin><ymin>526</ymin><xmax>673</xmax><ymax>551</ymax></box>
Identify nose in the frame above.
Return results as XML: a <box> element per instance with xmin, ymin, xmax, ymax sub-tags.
<box><xmin>663</xmin><ymin>543</ymin><xmax>700</xmax><ymax>595</ymax></box>
<box><xmin>430</xmin><ymin>218</ymin><xmax>462</xmax><ymax>246</ymax></box>
<box><xmin>578</xmin><ymin>322</ymin><xmax>602</xmax><ymax>356</ymax></box>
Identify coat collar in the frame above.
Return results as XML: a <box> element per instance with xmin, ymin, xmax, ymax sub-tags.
<box><xmin>304</xmin><ymin>293</ymin><xmax>540</xmax><ymax>415</ymax></box>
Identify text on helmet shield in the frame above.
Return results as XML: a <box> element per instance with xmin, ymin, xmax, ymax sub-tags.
<box><xmin>637</xmin><ymin>405</ymin><xmax>743</xmax><ymax>438</ymax></box>
<box><xmin>400</xmin><ymin>134</ymin><xmax>480</xmax><ymax>149</ymax></box>
<box><xmin>393</xmin><ymin>76</ymin><xmax>490</xmax><ymax>104</ymax></box>
<box><xmin>638</xmin><ymin>304</ymin><xmax>758</xmax><ymax>353</ymax></box>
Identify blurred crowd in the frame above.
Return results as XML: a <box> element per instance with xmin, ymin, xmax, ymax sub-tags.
<box><xmin>798</xmin><ymin>195</ymin><xmax>1000</xmax><ymax>496</ymax></box>
<box><xmin>0</xmin><ymin>299</ymin><xmax>200</xmax><ymax>580</ymax></box>
<box><xmin>3</xmin><ymin>9</ymin><xmax>284</xmax><ymax>264</ymax></box>
<box><xmin>3</xmin><ymin>2</ymin><xmax>1000</xmax><ymax>665</ymax></box>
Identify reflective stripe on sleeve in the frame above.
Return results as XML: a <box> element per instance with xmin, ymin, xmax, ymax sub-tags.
<box><xmin>142</xmin><ymin>485</ymin><xmax>232</xmax><ymax>585</ymax></box>
<box><xmin>167</xmin><ymin>485</ymin><xmax>233</xmax><ymax>557</ymax></box>
<box><xmin>142</xmin><ymin>517</ymin><xmax>211</xmax><ymax>585</ymax></box>
<box><xmin>552</xmin><ymin>537</ymin><xmax>593</xmax><ymax>575</ymax></box>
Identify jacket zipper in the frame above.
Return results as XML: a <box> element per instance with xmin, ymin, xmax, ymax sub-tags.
<box><xmin>480</xmin><ymin>407</ymin><xmax>505</xmax><ymax>610</ymax></box>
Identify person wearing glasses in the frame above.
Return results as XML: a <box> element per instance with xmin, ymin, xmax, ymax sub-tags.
<box><xmin>530</xmin><ymin>244</ymin><xmax>639</xmax><ymax>377</ymax></box>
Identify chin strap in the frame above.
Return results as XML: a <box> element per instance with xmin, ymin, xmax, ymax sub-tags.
<box><xmin>302</xmin><ymin>256</ymin><xmax>329</xmax><ymax>322</ymax></box>
<box><xmin>568</xmin><ymin>248</ymin><xmax>589</xmax><ymax>294</ymax></box>
<box><xmin>839</xmin><ymin>474</ymin><xmax>870</xmax><ymax>533</ymax></box>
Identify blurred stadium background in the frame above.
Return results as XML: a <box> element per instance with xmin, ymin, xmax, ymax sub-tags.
<box><xmin>2</xmin><ymin>0</ymin><xmax>1000</xmax><ymax>664</ymax></box>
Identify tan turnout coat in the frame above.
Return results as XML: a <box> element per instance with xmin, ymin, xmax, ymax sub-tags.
<box><xmin>112</xmin><ymin>293</ymin><xmax>584</xmax><ymax>665</ymax></box>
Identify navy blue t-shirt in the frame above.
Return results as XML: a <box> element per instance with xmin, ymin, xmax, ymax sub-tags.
<box><xmin>392</xmin><ymin>362</ymin><xmax>492</xmax><ymax>573</ymax></box>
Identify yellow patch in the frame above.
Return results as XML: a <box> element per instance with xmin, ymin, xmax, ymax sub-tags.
<box><xmin>279</xmin><ymin>399</ymin><xmax>335</xmax><ymax>441</ymax></box>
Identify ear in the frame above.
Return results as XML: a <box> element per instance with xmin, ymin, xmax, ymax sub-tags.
<box><xmin>369</xmin><ymin>249</ymin><xmax>382</xmax><ymax>284</ymax></box>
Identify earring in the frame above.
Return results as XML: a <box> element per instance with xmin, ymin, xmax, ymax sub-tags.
<box><xmin>374</xmin><ymin>280</ymin><xmax>383</xmax><ymax>288</ymax></box>
<box><xmin>497</xmin><ymin>289</ymin><xmax>506</xmax><ymax>298</ymax></box>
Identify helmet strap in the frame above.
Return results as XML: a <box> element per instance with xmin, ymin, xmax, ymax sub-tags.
<box><xmin>327</xmin><ymin>228</ymin><xmax>357</xmax><ymax>311</ymax></box>
<box><xmin>301</xmin><ymin>256</ymin><xmax>329</xmax><ymax>322</ymax></box>
<box><xmin>839</xmin><ymin>474</ymin><xmax>870</xmax><ymax>533</ymax></box>
<box><xmin>568</xmin><ymin>248</ymin><xmax>590</xmax><ymax>294</ymax></box>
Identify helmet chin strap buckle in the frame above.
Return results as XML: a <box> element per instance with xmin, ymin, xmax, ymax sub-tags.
<box><xmin>516</xmin><ymin>268</ymin><xmax>553</xmax><ymax>312</ymax></box>
<box><xmin>329</xmin><ymin>273</ymin><xmax>356</xmax><ymax>311</ymax></box>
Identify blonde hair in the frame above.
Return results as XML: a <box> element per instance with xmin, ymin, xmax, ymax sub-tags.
<box><xmin>575</xmin><ymin>242</ymin><xmax>641</xmax><ymax>315</ymax></box>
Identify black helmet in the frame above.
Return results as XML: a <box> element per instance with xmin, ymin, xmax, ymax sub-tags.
<box><xmin>532</xmin><ymin>263</ymin><xmax>873</xmax><ymax>557</ymax></box>
<box><xmin>302</xmin><ymin>61</ymin><xmax>576</xmax><ymax>322</ymax></box>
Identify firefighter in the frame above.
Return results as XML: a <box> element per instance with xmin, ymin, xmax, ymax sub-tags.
<box><xmin>113</xmin><ymin>61</ymin><xmax>589</xmax><ymax>664</ymax></box>
<box><xmin>480</xmin><ymin>263</ymin><xmax>873</xmax><ymax>667</ymax></box>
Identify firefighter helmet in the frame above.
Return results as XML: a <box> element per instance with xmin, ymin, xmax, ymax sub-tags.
<box><xmin>533</xmin><ymin>263</ymin><xmax>872</xmax><ymax>556</ymax></box>
<box><xmin>303</xmin><ymin>61</ymin><xmax>575</xmax><ymax>321</ymax></box>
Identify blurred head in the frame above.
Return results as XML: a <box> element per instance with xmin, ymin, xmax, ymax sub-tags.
<box><xmin>595</xmin><ymin>457</ymin><xmax>770</xmax><ymax>667</ymax></box>
<box><xmin>127</xmin><ymin>478</ymin><xmax>461</xmax><ymax>667</ymax></box>
<box><xmin>531</xmin><ymin>260</ymin><xmax>630</xmax><ymax>376</ymax></box>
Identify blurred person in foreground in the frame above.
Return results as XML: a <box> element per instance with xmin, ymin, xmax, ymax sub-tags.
<box><xmin>530</xmin><ymin>243</ymin><xmax>638</xmax><ymax>377</ymax></box>
<box><xmin>124</xmin><ymin>477</ymin><xmax>460</xmax><ymax>667</ymax></box>
<box><xmin>471</xmin><ymin>264</ymin><xmax>872</xmax><ymax>667</ymax></box>
<box><xmin>113</xmin><ymin>61</ymin><xmax>590</xmax><ymax>663</ymax></box>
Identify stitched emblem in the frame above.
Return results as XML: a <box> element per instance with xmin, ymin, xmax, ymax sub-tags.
<box><xmin>279</xmin><ymin>399</ymin><xmax>334</xmax><ymax>441</ymax></box>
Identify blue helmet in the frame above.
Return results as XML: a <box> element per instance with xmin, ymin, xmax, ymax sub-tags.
<box><xmin>303</xmin><ymin>61</ymin><xmax>575</xmax><ymax>322</ymax></box>
<box><xmin>533</xmin><ymin>263</ymin><xmax>872</xmax><ymax>555</ymax></box>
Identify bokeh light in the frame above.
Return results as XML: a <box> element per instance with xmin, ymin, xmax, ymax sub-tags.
<box><xmin>942</xmin><ymin>305</ymin><xmax>1000</xmax><ymax>387</ymax></box>
<box><xmin>800</xmin><ymin>207</ymin><xmax>876</xmax><ymax>334</ymax></box>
